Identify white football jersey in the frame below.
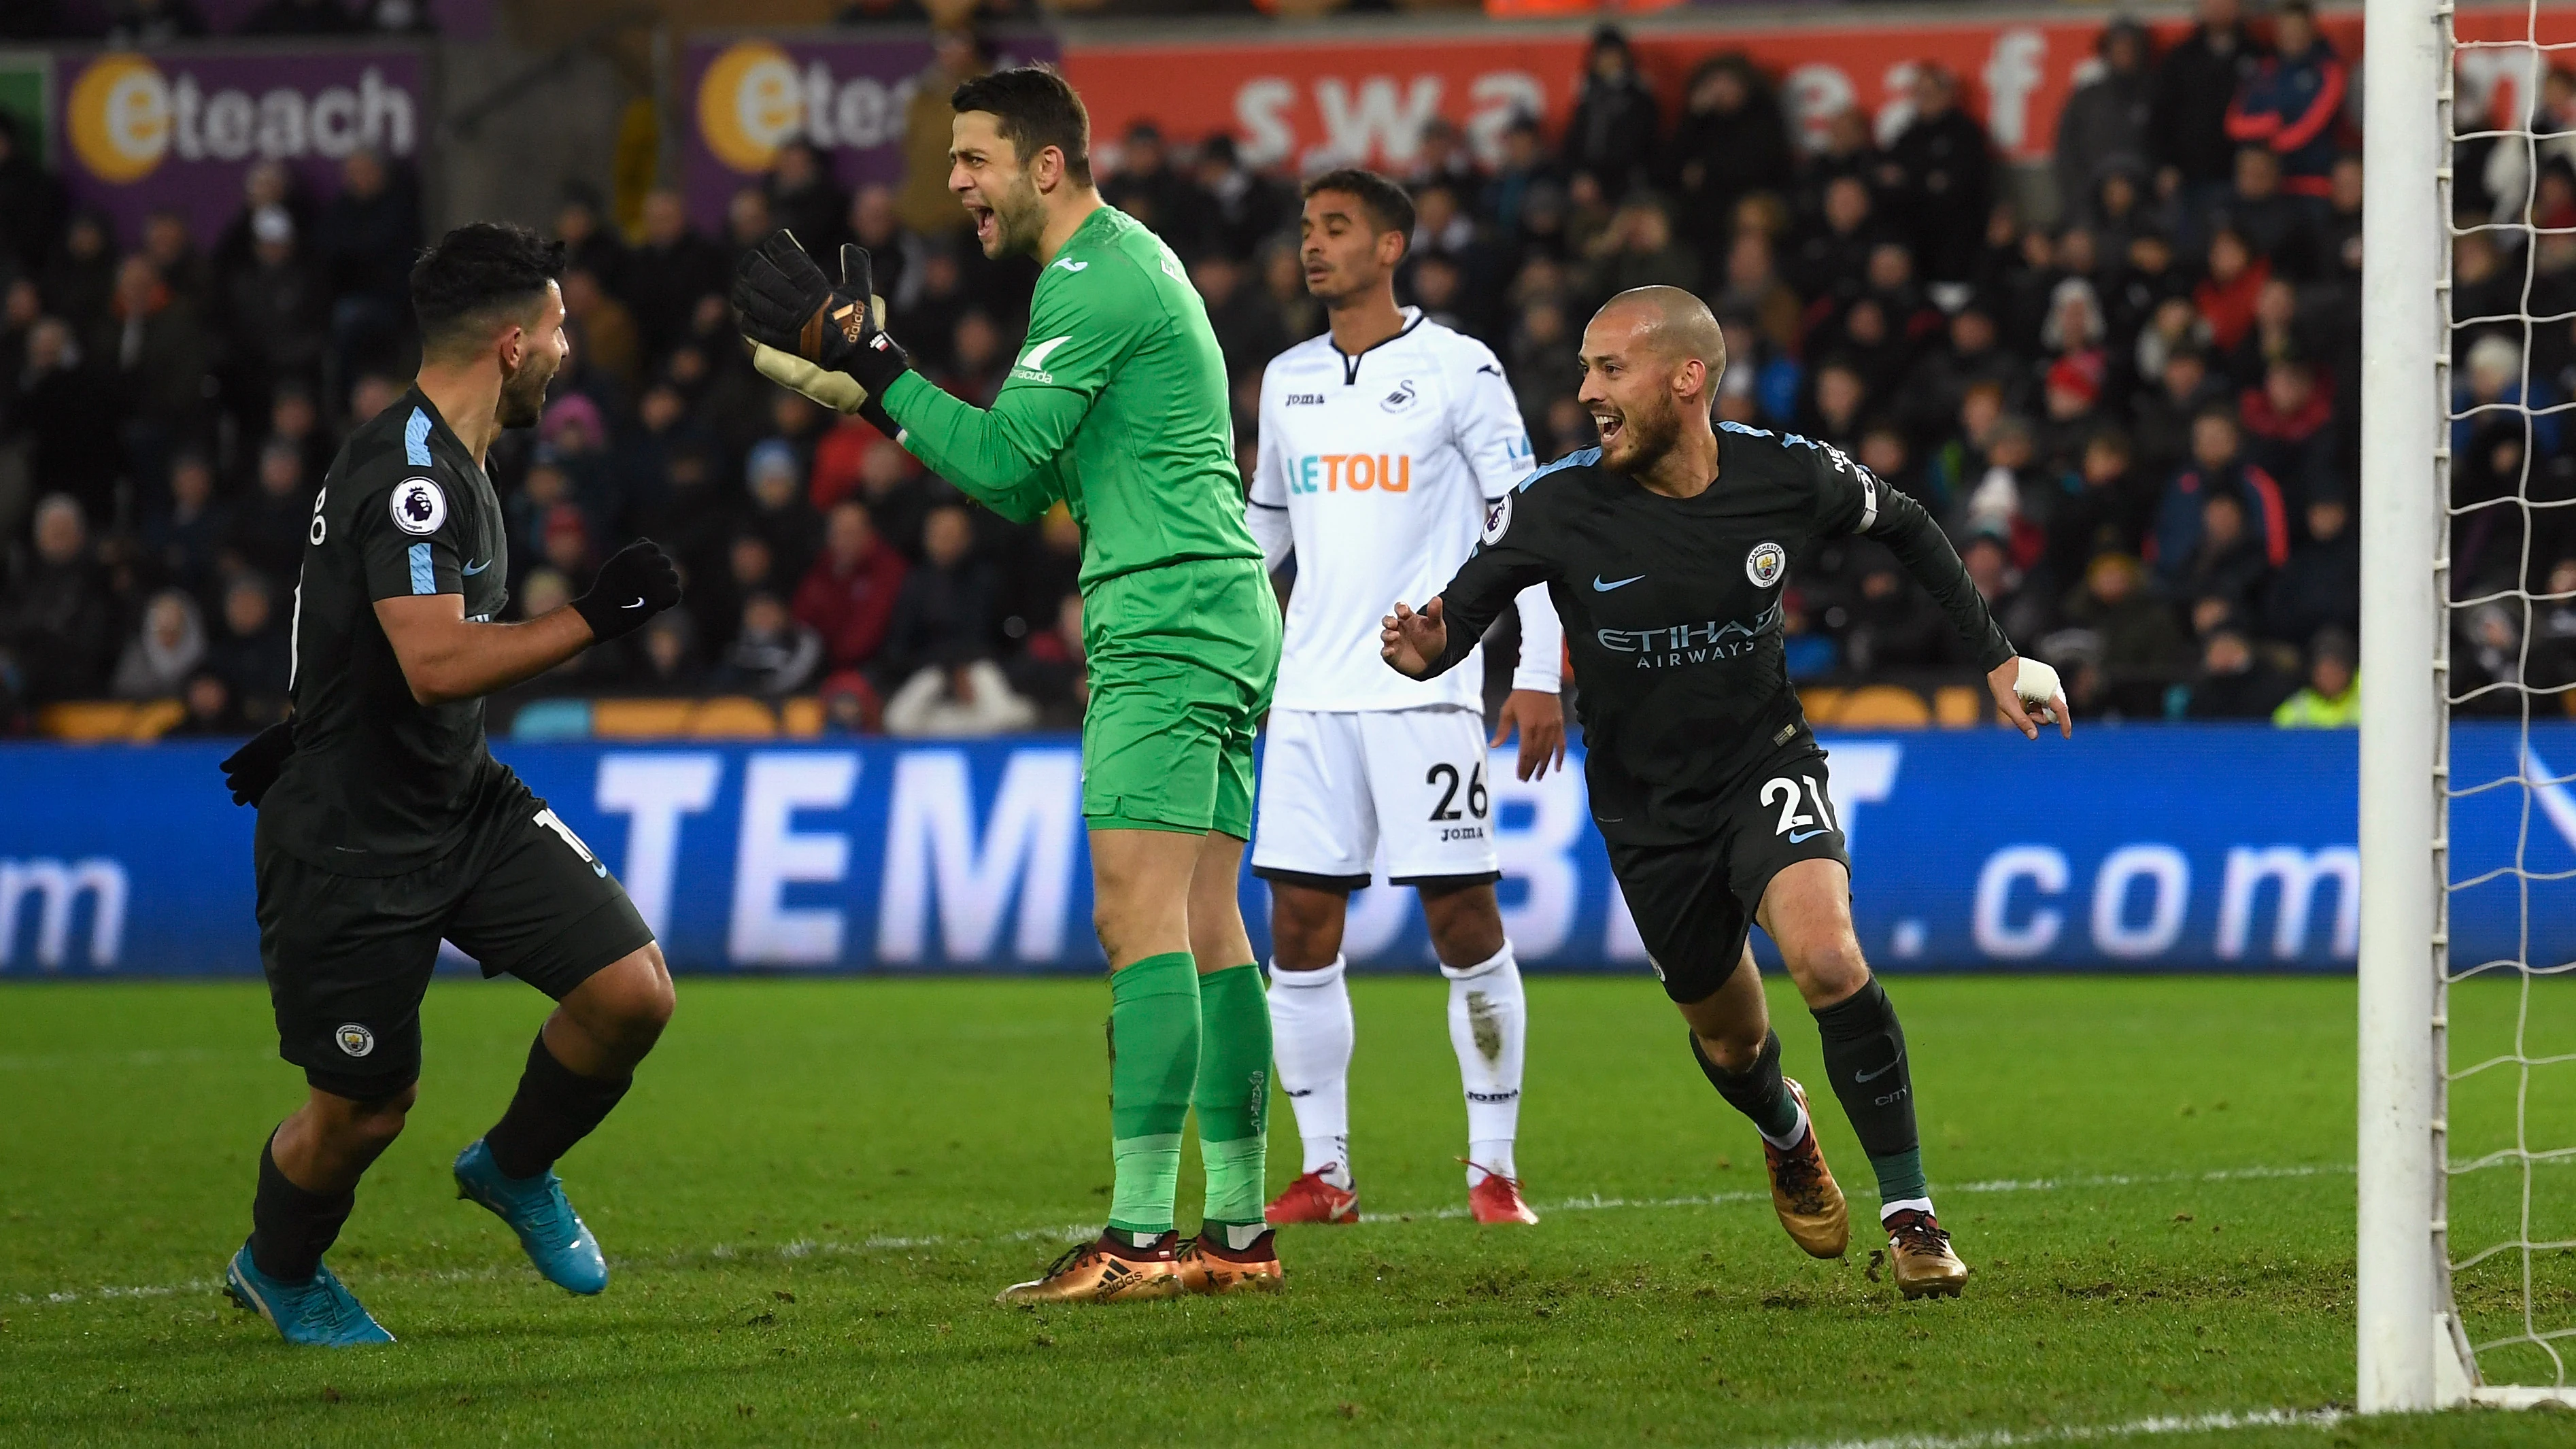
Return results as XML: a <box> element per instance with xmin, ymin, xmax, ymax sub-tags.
<box><xmin>1249</xmin><ymin>310</ymin><xmax>1562</xmax><ymax>713</ymax></box>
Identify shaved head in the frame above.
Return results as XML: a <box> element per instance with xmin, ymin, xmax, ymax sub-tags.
<box><xmin>1579</xmin><ymin>286</ymin><xmax>1726</xmax><ymax>479</ymax></box>
<box><xmin>1597</xmin><ymin>286</ymin><xmax>1727</xmax><ymax>381</ymax></box>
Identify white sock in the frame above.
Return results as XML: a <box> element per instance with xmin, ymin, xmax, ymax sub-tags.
<box><xmin>1267</xmin><ymin>955</ymin><xmax>1354</xmax><ymax>1184</ymax></box>
<box><xmin>1444</xmin><ymin>943</ymin><xmax>1526</xmax><ymax>1189</ymax></box>
<box><xmin>1757</xmin><ymin>1095</ymin><xmax>1812</xmax><ymax>1153</ymax></box>
<box><xmin>1880</xmin><ymin>1196</ymin><xmax>1935</xmax><ymax>1225</ymax></box>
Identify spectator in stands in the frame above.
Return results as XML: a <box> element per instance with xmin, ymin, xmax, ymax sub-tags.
<box><xmin>2045</xmin><ymin>429</ymin><xmax>2155</xmax><ymax>590</ymax></box>
<box><xmin>99</xmin><ymin>253</ymin><xmax>209</xmax><ymax>485</ymax></box>
<box><xmin>2194</xmin><ymin>225</ymin><xmax>2269</xmax><ymax>354</ymax></box>
<box><xmin>241</xmin><ymin>0</ymin><xmax>360</xmax><ymax>34</ymax></box>
<box><xmin>41</xmin><ymin>211</ymin><xmax>115</xmax><ymax>333</ymax></box>
<box><xmin>139</xmin><ymin>451</ymin><xmax>226</xmax><ymax>600</ymax></box>
<box><xmin>266</xmin><ymin>382</ymin><xmax>336</xmax><ymax>490</ymax></box>
<box><xmin>1840</xmin><ymin>547</ymin><xmax>1958</xmax><ymax>674</ymax></box>
<box><xmin>1103</xmin><ymin>122</ymin><xmax>1210</xmax><ymax>258</ymax></box>
<box><xmin>2172</xmin><ymin>490</ymin><xmax>2273</xmax><ymax>619</ymax></box>
<box><xmin>624</xmin><ymin>190</ymin><xmax>729</xmax><ymax>361</ymax></box>
<box><xmin>881</xmin><ymin>503</ymin><xmax>998</xmax><ymax>689</ymax></box>
<box><xmin>1</xmin><ymin>494</ymin><xmax>113</xmax><ymax>704</ymax></box>
<box><xmin>2239</xmin><ymin>357</ymin><xmax>2335</xmax><ymax>518</ymax></box>
<box><xmin>2058</xmin><ymin>22</ymin><xmax>2156</xmax><ymax>229</ymax></box>
<box><xmin>316</xmin><ymin>148</ymin><xmax>422</xmax><ymax>377</ymax></box>
<box><xmin>1880</xmin><ymin>65</ymin><xmax>1993</xmax><ymax>284</ymax></box>
<box><xmin>16</xmin><ymin>315</ymin><xmax>114</xmax><ymax>524</ymax></box>
<box><xmin>2527</xmin><ymin>558</ymin><xmax>2576</xmax><ymax>694</ymax></box>
<box><xmin>2152</xmin><ymin>0</ymin><xmax>2265</xmax><ymax>240</ymax></box>
<box><xmin>112</xmin><ymin>588</ymin><xmax>206</xmax><ymax>700</ymax></box>
<box><xmin>139</xmin><ymin>209</ymin><xmax>208</xmax><ymax>311</ymax></box>
<box><xmin>167</xmin><ymin>668</ymin><xmax>243</xmax><ymax>736</ymax></box>
<box><xmin>896</xmin><ymin>28</ymin><xmax>989</xmax><ymax>237</ymax></box>
<box><xmin>765</xmin><ymin>140</ymin><xmax>850</xmax><ymax>262</ymax></box>
<box><xmin>794</xmin><ymin>499</ymin><xmax>908</xmax><ymax>675</ymax></box>
<box><xmin>2184</xmin><ymin>622</ymin><xmax>2297</xmax><ymax>719</ymax></box>
<box><xmin>561</xmin><ymin>267</ymin><xmax>642</xmax><ymax>394</ymax></box>
<box><xmin>2265</xmin><ymin>488</ymin><xmax>2359</xmax><ymax>645</ymax></box>
<box><xmin>0</xmin><ymin>113</ymin><xmax>65</xmax><ymax>279</ymax></box>
<box><xmin>217</xmin><ymin>205</ymin><xmax>328</xmax><ymax>434</ymax></box>
<box><xmin>1562</xmin><ymin>27</ymin><xmax>1659</xmax><ymax>197</ymax></box>
<box><xmin>883</xmin><ymin>653</ymin><xmax>1037</xmax><ymax>738</ymax></box>
<box><xmin>2273</xmin><ymin>626</ymin><xmax>2360</xmax><ymax>726</ymax></box>
<box><xmin>2153</xmin><ymin>407</ymin><xmax>2288</xmax><ymax>588</ymax></box>
<box><xmin>743</xmin><ymin>435</ymin><xmax>823</xmax><ymax>586</ymax></box>
<box><xmin>2217</xmin><ymin>147</ymin><xmax>2314</xmax><ymax>277</ymax></box>
<box><xmin>227</xmin><ymin>440</ymin><xmax>314</xmax><ymax>583</ymax></box>
<box><xmin>2226</xmin><ymin>1</ymin><xmax>2348</xmax><ymax>203</ymax></box>
<box><xmin>713</xmin><ymin>592</ymin><xmax>821</xmax><ymax>698</ymax></box>
<box><xmin>1006</xmin><ymin>592</ymin><xmax>1087</xmax><ymax>730</ymax></box>
<box><xmin>208</xmin><ymin>572</ymin><xmax>290</xmax><ymax>723</ymax></box>
<box><xmin>1667</xmin><ymin>54</ymin><xmax>1793</xmax><ymax>259</ymax></box>
<box><xmin>624</xmin><ymin>612</ymin><xmax>702</xmax><ymax>695</ymax></box>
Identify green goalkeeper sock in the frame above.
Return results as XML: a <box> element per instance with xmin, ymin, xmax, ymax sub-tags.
<box><xmin>1193</xmin><ymin>962</ymin><xmax>1272</xmax><ymax>1244</ymax></box>
<box><xmin>1106</xmin><ymin>951</ymin><xmax>1200</xmax><ymax>1240</ymax></box>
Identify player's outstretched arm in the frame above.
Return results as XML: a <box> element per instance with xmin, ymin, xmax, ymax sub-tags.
<box><xmin>1380</xmin><ymin>598</ymin><xmax>1449</xmax><ymax>679</ymax></box>
<box><xmin>375</xmin><ymin>540</ymin><xmax>680</xmax><ymax>706</ymax></box>
<box><xmin>1846</xmin><ymin>473</ymin><xmax>2070</xmax><ymax>739</ymax></box>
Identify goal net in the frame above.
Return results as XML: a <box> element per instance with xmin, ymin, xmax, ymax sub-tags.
<box><xmin>2360</xmin><ymin>0</ymin><xmax>2576</xmax><ymax>1413</ymax></box>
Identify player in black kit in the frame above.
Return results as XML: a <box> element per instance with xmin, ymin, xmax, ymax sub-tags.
<box><xmin>214</xmin><ymin>224</ymin><xmax>685</xmax><ymax>1345</ymax></box>
<box><xmin>1383</xmin><ymin>286</ymin><xmax>2070</xmax><ymax>1299</ymax></box>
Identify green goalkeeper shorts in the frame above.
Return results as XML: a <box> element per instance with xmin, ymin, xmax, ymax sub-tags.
<box><xmin>1079</xmin><ymin>556</ymin><xmax>1281</xmax><ymax>838</ymax></box>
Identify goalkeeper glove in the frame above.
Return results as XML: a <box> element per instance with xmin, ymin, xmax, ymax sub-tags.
<box><xmin>571</xmin><ymin>539</ymin><xmax>684</xmax><ymax>643</ymax></box>
<box><xmin>220</xmin><ymin>719</ymin><xmax>295</xmax><ymax>808</ymax></box>
<box><xmin>732</xmin><ymin>231</ymin><xmax>913</xmax><ymax>400</ymax></box>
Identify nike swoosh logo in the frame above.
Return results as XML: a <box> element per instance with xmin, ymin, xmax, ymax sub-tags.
<box><xmin>462</xmin><ymin>558</ymin><xmax>492</xmax><ymax>575</ymax></box>
<box><xmin>1593</xmin><ymin>574</ymin><xmax>1645</xmax><ymax>592</ymax></box>
<box><xmin>1787</xmin><ymin>828</ymin><xmax>1828</xmax><ymax>844</ymax></box>
<box><xmin>622</xmin><ymin>598</ymin><xmax>646</xmax><ymax>609</ymax></box>
<box><xmin>1855</xmin><ymin>1053</ymin><xmax>1905</xmax><ymax>1083</ymax></box>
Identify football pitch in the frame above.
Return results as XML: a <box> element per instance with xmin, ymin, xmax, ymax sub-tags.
<box><xmin>4</xmin><ymin>973</ymin><xmax>2572</xmax><ymax>1448</ymax></box>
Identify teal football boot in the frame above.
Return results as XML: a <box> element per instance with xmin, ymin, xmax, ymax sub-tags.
<box><xmin>224</xmin><ymin>1240</ymin><xmax>394</xmax><ymax>1346</ymax></box>
<box><xmin>452</xmin><ymin>1138</ymin><xmax>609</xmax><ymax>1295</ymax></box>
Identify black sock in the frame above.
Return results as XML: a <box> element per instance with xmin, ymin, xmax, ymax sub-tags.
<box><xmin>1812</xmin><ymin>977</ymin><xmax>1929</xmax><ymax>1203</ymax></box>
<box><xmin>1689</xmin><ymin>1028</ymin><xmax>1803</xmax><ymax>1143</ymax></box>
<box><xmin>250</xmin><ymin>1133</ymin><xmax>354</xmax><ymax>1284</ymax></box>
<box><xmin>484</xmin><ymin>1033</ymin><xmax>632</xmax><ymax>1181</ymax></box>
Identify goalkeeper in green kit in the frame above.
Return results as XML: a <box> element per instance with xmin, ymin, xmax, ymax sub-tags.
<box><xmin>733</xmin><ymin>65</ymin><xmax>1284</xmax><ymax>1304</ymax></box>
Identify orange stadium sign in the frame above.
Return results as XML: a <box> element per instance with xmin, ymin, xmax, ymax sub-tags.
<box><xmin>1063</xmin><ymin>4</ymin><xmax>2576</xmax><ymax>171</ymax></box>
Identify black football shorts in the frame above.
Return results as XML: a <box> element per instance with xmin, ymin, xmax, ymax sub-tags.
<box><xmin>1606</xmin><ymin>745</ymin><xmax>1854</xmax><ymax>1006</ymax></box>
<box><xmin>254</xmin><ymin>772</ymin><xmax>654</xmax><ymax>1099</ymax></box>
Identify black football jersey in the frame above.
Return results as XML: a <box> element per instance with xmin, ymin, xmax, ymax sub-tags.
<box><xmin>258</xmin><ymin>388</ymin><xmax>514</xmax><ymax>876</ymax></box>
<box><xmin>1422</xmin><ymin>423</ymin><xmax>2014</xmax><ymax>847</ymax></box>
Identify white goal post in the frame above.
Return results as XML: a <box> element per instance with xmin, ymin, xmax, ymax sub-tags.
<box><xmin>2358</xmin><ymin>0</ymin><xmax>2576</xmax><ymax>1414</ymax></box>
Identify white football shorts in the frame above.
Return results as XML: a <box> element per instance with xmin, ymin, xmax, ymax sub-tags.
<box><xmin>1251</xmin><ymin>705</ymin><xmax>1502</xmax><ymax>887</ymax></box>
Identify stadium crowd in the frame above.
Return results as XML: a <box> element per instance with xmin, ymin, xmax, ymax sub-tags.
<box><xmin>1</xmin><ymin>0</ymin><xmax>2566</xmax><ymax>738</ymax></box>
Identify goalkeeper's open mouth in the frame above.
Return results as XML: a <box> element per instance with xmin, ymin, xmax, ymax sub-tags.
<box><xmin>965</xmin><ymin>203</ymin><xmax>996</xmax><ymax>247</ymax></box>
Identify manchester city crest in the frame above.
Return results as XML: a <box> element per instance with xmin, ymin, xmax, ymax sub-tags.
<box><xmin>1745</xmin><ymin>540</ymin><xmax>1786</xmax><ymax>587</ymax></box>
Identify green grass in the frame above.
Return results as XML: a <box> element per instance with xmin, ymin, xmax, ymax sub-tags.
<box><xmin>2</xmin><ymin>974</ymin><xmax>2573</xmax><ymax>1448</ymax></box>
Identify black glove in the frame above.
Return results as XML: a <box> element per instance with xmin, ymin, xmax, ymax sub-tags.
<box><xmin>220</xmin><ymin>719</ymin><xmax>296</xmax><ymax>808</ymax></box>
<box><xmin>732</xmin><ymin>231</ymin><xmax>913</xmax><ymax>398</ymax></box>
<box><xmin>572</xmin><ymin>539</ymin><xmax>683</xmax><ymax>643</ymax></box>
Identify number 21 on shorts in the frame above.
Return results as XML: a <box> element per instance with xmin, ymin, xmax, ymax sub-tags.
<box><xmin>1760</xmin><ymin>775</ymin><xmax>1837</xmax><ymax>845</ymax></box>
<box><xmin>534</xmin><ymin>808</ymin><xmax>609</xmax><ymax>877</ymax></box>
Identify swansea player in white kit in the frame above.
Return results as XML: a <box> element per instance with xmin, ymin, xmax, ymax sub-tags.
<box><xmin>1245</xmin><ymin>170</ymin><xmax>1566</xmax><ymax>1227</ymax></box>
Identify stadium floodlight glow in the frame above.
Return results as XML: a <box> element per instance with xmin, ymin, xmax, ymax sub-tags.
<box><xmin>2359</xmin><ymin>0</ymin><xmax>2576</xmax><ymax>1414</ymax></box>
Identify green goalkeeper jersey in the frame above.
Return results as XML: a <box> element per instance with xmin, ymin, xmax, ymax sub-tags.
<box><xmin>877</xmin><ymin>204</ymin><xmax>1261</xmax><ymax>592</ymax></box>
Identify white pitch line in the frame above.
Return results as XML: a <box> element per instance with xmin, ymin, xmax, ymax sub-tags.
<box><xmin>12</xmin><ymin>1163</ymin><xmax>2352</xmax><ymax>1306</ymax></box>
<box><xmin>1355</xmin><ymin>1160</ymin><xmax>2353</xmax><ymax>1224</ymax></box>
<box><xmin>1761</xmin><ymin>1407</ymin><xmax>2350</xmax><ymax>1449</ymax></box>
